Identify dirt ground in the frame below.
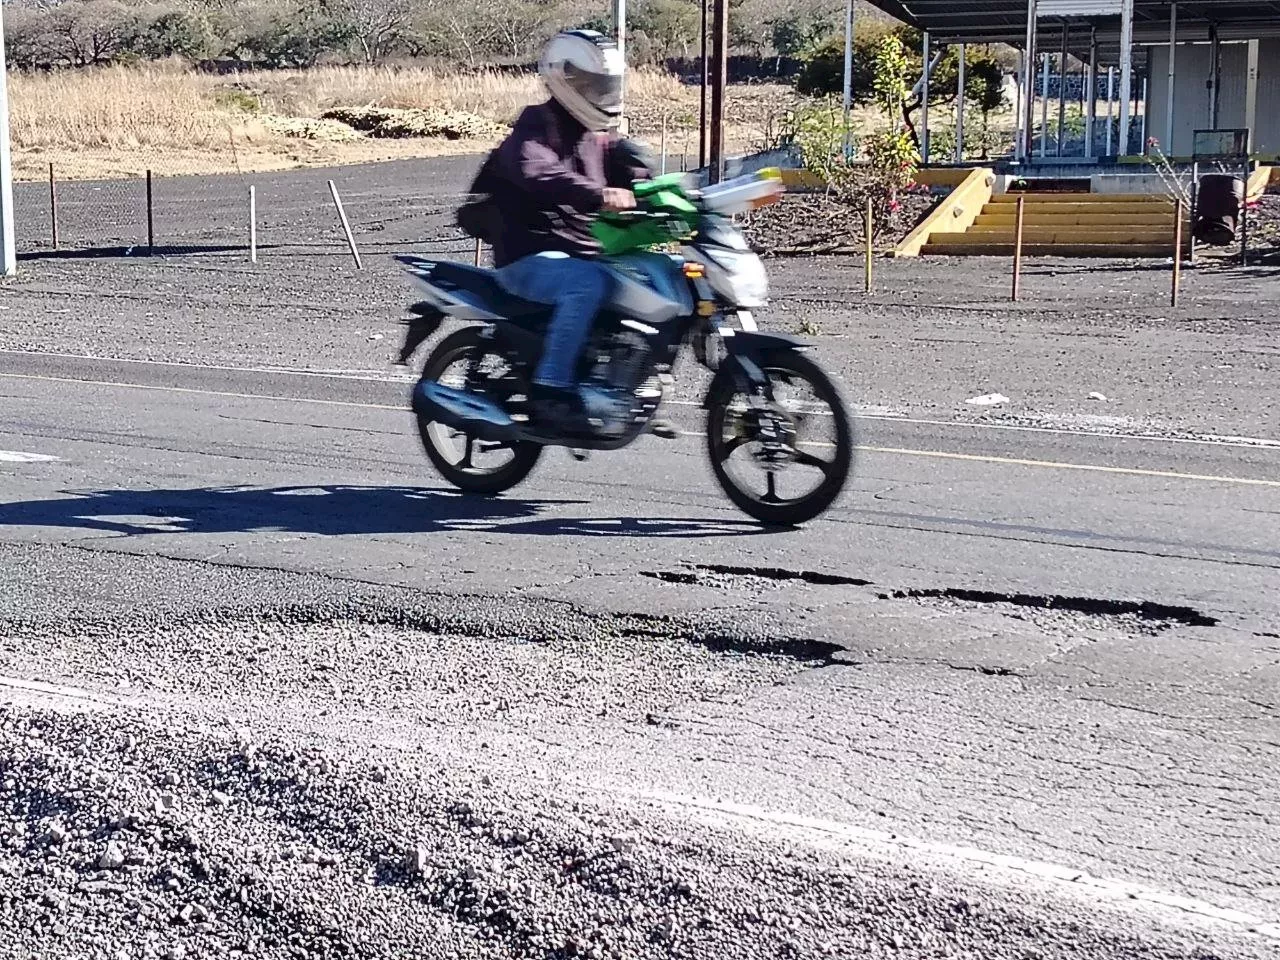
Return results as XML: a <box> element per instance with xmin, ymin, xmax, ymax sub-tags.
<box><xmin>742</xmin><ymin>191</ymin><xmax>938</xmax><ymax>254</ymax></box>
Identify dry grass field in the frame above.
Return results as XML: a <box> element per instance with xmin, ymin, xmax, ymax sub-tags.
<box><xmin>8</xmin><ymin>63</ymin><xmax>800</xmax><ymax>180</ymax></box>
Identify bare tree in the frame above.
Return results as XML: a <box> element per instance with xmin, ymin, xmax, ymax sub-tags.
<box><xmin>335</xmin><ymin>0</ymin><xmax>412</xmax><ymax>62</ymax></box>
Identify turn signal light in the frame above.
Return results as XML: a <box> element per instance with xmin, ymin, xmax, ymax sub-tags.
<box><xmin>683</xmin><ymin>262</ymin><xmax>706</xmax><ymax>278</ymax></box>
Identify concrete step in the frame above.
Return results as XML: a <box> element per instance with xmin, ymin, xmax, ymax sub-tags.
<box><xmin>922</xmin><ymin>241</ymin><xmax>1183</xmax><ymax>257</ymax></box>
<box><xmin>987</xmin><ymin>193</ymin><xmax>1177</xmax><ymax>205</ymax></box>
<box><xmin>973</xmin><ymin>212</ymin><xmax>1184</xmax><ymax>227</ymax></box>
<box><xmin>947</xmin><ymin>229</ymin><xmax>1186</xmax><ymax>244</ymax></box>
<box><xmin>978</xmin><ymin>202</ymin><xmax>1178</xmax><ymax>216</ymax></box>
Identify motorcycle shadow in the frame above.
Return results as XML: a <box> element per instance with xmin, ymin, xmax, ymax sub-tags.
<box><xmin>0</xmin><ymin>484</ymin><xmax>768</xmax><ymax>540</ymax></box>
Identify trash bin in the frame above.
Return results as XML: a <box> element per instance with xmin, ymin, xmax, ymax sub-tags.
<box><xmin>1194</xmin><ymin>174</ymin><xmax>1244</xmax><ymax>246</ymax></box>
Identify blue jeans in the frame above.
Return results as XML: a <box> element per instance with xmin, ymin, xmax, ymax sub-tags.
<box><xmin>496</xmin><ymin>252</ymin><xmax>612</xmax><ymax>390</ymax></box>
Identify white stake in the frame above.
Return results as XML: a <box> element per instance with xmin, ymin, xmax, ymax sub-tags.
<box><xmin>249</xmin><ymin>186</ymin><xmax>258</xmax><ymax>264</ymax></box>
<box><xmin>0</xmin><ymin>4</ymin><xmax>16</xmax><ymax>277</ymax></box>
<box><xmin>327</xmin><ymin>180</ymin><xmax>362</xmax><ymax>270</ymax></box>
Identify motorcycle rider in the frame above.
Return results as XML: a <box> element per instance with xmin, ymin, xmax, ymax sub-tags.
<box><xmin>481</xmin><ymin>30</ymin><xmax>651</xmax><ymax>434</ymax></box>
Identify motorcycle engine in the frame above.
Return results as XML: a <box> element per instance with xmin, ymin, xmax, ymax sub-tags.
<box><xmin>581</xmin><ymin>331</ymin><xmax>655</xmax><ymax>438</ymax></box>
<box><xmin>596</xmin><ymin>331</ymin><xmax>651</xmax><ymax>393</ymax></box>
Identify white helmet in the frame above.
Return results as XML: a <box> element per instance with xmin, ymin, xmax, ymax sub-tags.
<box><xmin>539</xmin><ymin>30</ymin><xmax>625</xmax><ymax>132</ymax></box>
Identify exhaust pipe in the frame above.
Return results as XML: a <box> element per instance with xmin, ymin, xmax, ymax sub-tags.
<box><xmin>412</xmin><ymin>381</ymin><xmax>519</xmax><ymax>443</ymax></box>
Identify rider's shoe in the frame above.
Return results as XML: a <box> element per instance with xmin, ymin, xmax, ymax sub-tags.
<box><xmin>528</xmin><ymin>384</ymin><xmax>593</xmax><ymax>439</ymax></box>
<box><xmin>649</xmin><ymin>418</ymin><xmax>679</xmax><ymax>439</ymax></box>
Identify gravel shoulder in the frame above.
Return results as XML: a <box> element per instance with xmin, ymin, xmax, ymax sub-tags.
<box><xmin>8</xmin><ymin>701</ymin><xmax>1260</xmax><ymax>960</ymax></box>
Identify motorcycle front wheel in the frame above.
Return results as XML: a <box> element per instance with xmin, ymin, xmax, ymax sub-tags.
<box><xmin>705</xmin><ymin>350</ymin><xmax>853</xmax><ymax>527</ymax></box>
<box><xmin>416</xmin><ymin>327</ymin><xmax>543</xmax><ymax>495</ymax></box>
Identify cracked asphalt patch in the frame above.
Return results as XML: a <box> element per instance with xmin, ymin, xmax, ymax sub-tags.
<box><xmin>3</xmin><ymin>705</ymin><xmax>1260</xmax><ymax>960</ymax></box>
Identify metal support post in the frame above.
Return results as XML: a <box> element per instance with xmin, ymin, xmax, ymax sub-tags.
<box><xmin>1085</xmin><ymin>29</ymin><xmax>1097</xmax><ymax>159</ymax></box>
<box><xmin>1118</xmin><ymin>0</ymin><xmax>1135</xmax><ymax>154</ymax></box>
<box><xmin>1106</xmin><ymin>67</ymin><xmax>1116</xmax><ymax>155</ymax></box>
<box><xmin>1057</xmin><ymin>24</ymin><xmax>1068</xmax><ymax>157</ymax></box>
<box><xmin>1209</xmin><ymin>27</ymin><xmax>1220</xmax><ymax>128</ymax></box>
<box><xmin>1190</xmin><ymin>161</ymin><xmax>1199</xmax><ymax>262</ymax></box>
<box><xmin>1022</xmin><ymin>0</ymin><xmax>1038</xmax><ymax>162</ymax></box>
<box><xmin>1040</xmin><ymin>53</ymin><xmax>1050</xmax><ymax>157</ymax></box>
<box><xmin>1139</xmin><ymin>76</ymin><xmax>1148</xmax><ymax>150</ymax></box>
<box><xmin>1166</xmin><ymin>3</ymin><xmax>1177</xmax><ymax>150</ymax></box>
<box><xmin>1245</xmin><ymin>39</ymin><xmax>1259</xmax><ymax>151</ymax></box>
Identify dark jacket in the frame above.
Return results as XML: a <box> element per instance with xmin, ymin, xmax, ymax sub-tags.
<box><xmin>476</xmin><ymin>100</ymin><xmax>648</xmax><ymax>267</ymax></box>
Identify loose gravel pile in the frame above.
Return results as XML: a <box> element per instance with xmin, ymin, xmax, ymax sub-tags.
<box><xmin>320</xmin><ymin>108</ymin><xmax>508</xmax><ymax>142</ymax></box>
<box><xmin>0</xmin><ymin>702</ymin><xmax>1251</xmax><ymax>960</ymax></box>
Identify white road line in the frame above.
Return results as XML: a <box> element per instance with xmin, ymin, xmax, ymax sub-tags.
<box><xmin>3</xmin><ymin>371</ymin><xmax>1277</xmax><ymax>489</ymax></box>
<box><xmin>0</xmin><ymin>450</ymin><xmax>60</xmax><ymax>463</ymax></box>
<box><xmin>2</xmin><ymin>348</ymin><xmax>1277</xmax><ymax>450</ymax></box>
<box><xmin>857</xmin><ymin>444</ymin><xmax>1280</xmax><ymax>488</ymax></box>
<box><xmin>625</xmin><ymin>790</ymin><xmax>1280</xmax><ymax>939</ymax></box>
<box><xmin>0</xmin><ymin>674</ymin><xmax>123</xmax><ymax>705</ymax></box>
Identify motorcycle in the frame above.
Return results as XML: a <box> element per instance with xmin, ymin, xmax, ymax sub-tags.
<box><xmin>396</xmin><ymin>168</ymin><xmax>853</xmax><ymax>527</ymax></box>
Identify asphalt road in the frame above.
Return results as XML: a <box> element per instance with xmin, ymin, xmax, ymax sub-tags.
<box><xmin>1</xmin><ymin>158</ymin><xmax>1278</xmax><ymax>959</ymax></box>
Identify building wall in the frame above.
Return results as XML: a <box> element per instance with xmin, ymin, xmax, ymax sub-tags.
<box><xmin>1146</xmin><ymin>40</ymin><xmax>1279</xmax><ymax>158</ymax></box>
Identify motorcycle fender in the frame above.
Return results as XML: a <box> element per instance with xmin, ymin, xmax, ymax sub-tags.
<box><xmin>701</xmin><ymin>330</ymin><xmax>810</xmax><ymax>409</ymax></box>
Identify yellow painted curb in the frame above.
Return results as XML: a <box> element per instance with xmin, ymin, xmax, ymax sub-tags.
<box><xmin>893</xmin><ymin>168</ymin><xmax>995</xmax><ymax>258</ymax></box>
<box><xmin>779</xmin><ymin>169</ymin><xmax>826</xmax><ymax>190</ymax></box>
<box><xmin>1248</xmin><ymin>166</ymin><xmax>1274</xmax><ymax>201</ymax></box>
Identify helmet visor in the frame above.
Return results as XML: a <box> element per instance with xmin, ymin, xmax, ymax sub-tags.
<box><xmin>563</xmin><ymin>62</ymin><xmax>624</xmax><ymax>115</ymax></box>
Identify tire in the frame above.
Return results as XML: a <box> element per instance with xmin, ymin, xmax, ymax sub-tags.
<box><xmin>705</xmin><ymin>349</ymin><xmax>853</xmax><ymax>527</ymax></box>
<box><xmin>416</xmin><ymin>327</ymin><xmax>542</xmax><ymax>495</ymax></box>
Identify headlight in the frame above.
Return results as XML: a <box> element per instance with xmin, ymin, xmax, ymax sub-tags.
<box><xmin>703</xmin><ymin>248</ymin><xmax>769</xmax><ymax>308</ymax></box>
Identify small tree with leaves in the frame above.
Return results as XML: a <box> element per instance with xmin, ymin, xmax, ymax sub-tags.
<box><xmin>863</xmin><ymin>32</ymin><xmax>919</xmax><ymax>223</ymax></box>
<box><xmin>791</xmin><ymin>32</ymin><xmax>920</xmax><ymax>234</ymax></box>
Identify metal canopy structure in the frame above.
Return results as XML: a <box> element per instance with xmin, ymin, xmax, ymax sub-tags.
<box><xmin>865</xmin><ymin>0</ymin><xmax>1280</xmax><ymax>162</ymax></box>
<box><xmin>865</xmin><ymin>1</ymin><xmax>1280</xmax><ymax>51</ymax></box>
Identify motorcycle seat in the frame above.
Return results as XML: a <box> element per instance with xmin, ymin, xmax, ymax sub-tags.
<box><xmin>429</xmin><ymin>261</ymin><xmax>552</xmax><ymax>325</ymax></box>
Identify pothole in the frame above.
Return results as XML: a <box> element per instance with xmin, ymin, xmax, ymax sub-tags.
<box><xmin>642</xmin><ymin>564</ymin><xmax>872</xmax><ymax>591</ymax></box>
<box><xmin>880</xmin><ymin>588</ymin><xmax>1218</xmax><ymax>633</ymax></box>
<box><xmin>0</xmin><ymin>605</ymin><xmax>817</xmax><ymax>728</ymax></box>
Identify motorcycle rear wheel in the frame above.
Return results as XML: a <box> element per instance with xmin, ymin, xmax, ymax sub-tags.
<box><xmin>416</xmin><ymin>327</ymin><xmax>543</xmax><ymax>495</ymax></box>
<box><xmin>705</xmin><ymin>349</ymin><xmax>852</xmax><ymax>527</ymax></box>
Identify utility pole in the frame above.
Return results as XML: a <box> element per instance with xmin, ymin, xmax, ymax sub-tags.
<box><xmin>613</xmin><ymin>0</ymin><xmax>626</xmax><ymax>66</ymax></box>
<box><xmin>0</xmin><ymin>2</ymin><xmax>16</xmax><ymax>277</ymax></box>
<box><xmin>700</xmin><ymin>0</ymin><xmax>708</xmax><ymax>168</ymax></box>
<box><xmin>709</xmin><ymin>0</ymin><xmax>728</xmax><ymax>182</ymax></box>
